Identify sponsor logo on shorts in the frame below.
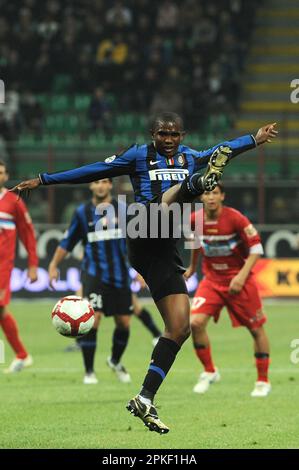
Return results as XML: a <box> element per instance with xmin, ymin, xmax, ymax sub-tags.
<box><xmin>148</xmin><ymin>168</ymin><xmax>189</xmax><ymax>181</ymax></box>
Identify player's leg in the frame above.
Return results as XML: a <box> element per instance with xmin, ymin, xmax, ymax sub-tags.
<box><xmin>225</xmin><ymin>278</ymin><xmax>270</xmax><ymax>396</ymax></box>
<box><xmin>0</xmin><ymin>281</ymin><xmax>33</xmax><ymax>373</ymax></box>
<box><xmin>249</xmin><ymin>325</ymin><xmax>271</xmax><ymax>397</ymax></box>
<box><xmin>162</xmin><ymin>145</ymin><xmax>232</xmax><ymax>206</ymax></box>
<box><xmin>190</xmin><ymin>286</ymin><xmax>222</xmax><ymax>393</ymax></box>
<box><xmin>132</xmin><ymin>294</ymin><xmax>161</xmax><ymax>345</ymax></box>
<box><xmin>127</xmin><ymin>287</ymin><xmax>190</xmax><ymax>434</ymax></box>
<box><xmin>78</xmin><ymin>310</ymin><xmax>102</xmax><ymax>384</ymax></box>
<box><xmin>107</xmin><ymin>314</ymin><xmax>131</xmax><ymax>383</ymax></box>
<box><xmin>78</xmin><ymin>275</ymin><xmax>103</xmax><ymax>384</ymax></box>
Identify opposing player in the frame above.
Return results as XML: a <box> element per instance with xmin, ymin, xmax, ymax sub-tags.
<box><xmin>0</xmin><ymin>160</ymin><xmax>38</xmax><ymax>373</ymax></box>
<box><xmin>12</xmin><ymin>113</ymin><xmax>277</xmax><ymax>432</ymax></box>
<box><xmin>185</xmin><ymin>183</ymin><xmax>271</xmax><ymax>397</ymax></box>
<box><xmin>49</xmin><ymin>178</ymin><xmax>135</xmax><ymax>384</ymax></box>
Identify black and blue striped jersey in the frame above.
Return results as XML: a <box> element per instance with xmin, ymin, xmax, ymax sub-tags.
<box><xmin>39</xmin><ymin>135</ymin><xmax>256</xmax><ymax>205</ymax></box>
<box><xmin>60</xmin><ymin>198</ymin><xmax>130</xmax><ymax>289</ymax></box>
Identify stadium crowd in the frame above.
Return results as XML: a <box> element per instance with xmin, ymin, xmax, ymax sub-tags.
<box><xmin>1</xmin><ymin>0</ymin><xmax>260</xmax><ymax>133</ymax></box>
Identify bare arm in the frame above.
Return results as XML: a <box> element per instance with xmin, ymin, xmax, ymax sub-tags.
<box><xmin>184</xmin><ymin>249</ymin><xmax>201</xmax><ymax>280</ymax></box>
<box><xmin>228</xmin><ymin>253</ymin><xmax>261</xmax><ymax>295</ymax></box>
<box><xmin>48</xmin><ymin>246</ymin><xmax>69</xmax><ymax>290</ymax></box>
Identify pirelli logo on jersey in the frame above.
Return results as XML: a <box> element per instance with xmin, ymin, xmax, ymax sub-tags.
<box><xmin>148</xmin><ymin>168</ymin><xmax>189</xmax><ymax>181</ymax></box>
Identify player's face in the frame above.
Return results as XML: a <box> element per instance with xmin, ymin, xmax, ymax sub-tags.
<box><xmin>90</xmin><ymin>179</ymin><xmax>112</xmax><ymax>199</ymax></box>
<box><xmin>152</xmin><ymin>120</ymin><xmax>185</xmax><ymax>157</ymax></box>
<box><xmin>0</xmin><ymin>165</ymin><xmax>8</xmax><ymax>189</ymax></box>
<box><xmin>202</xmin><ymin>187</ymin><xmax>225</xmax><ymax>211</ymax></box>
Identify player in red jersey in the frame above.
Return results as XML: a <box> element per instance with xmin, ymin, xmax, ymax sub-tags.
<box><xmin>0</xmin><ymin>160</ymin><xmax>38</xmax><ymax>373</ymax></box>
<box><xmin>185</xmin><ymin>183</ymin><xmax>271</xmax><ymax>397</ymax></box>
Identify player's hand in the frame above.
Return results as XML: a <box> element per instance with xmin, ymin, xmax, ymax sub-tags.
<box><xmin>9</xmin><ymin>178</ymin><xmax>41</xmax><ymax>194</ymax></box>
<box><xmin>228</xmin><ymin>274</ymin><xmax>246</xmax><ymax>295</ymax></box>
<box><xmin>184</xmin><ymin>266</ymin><xmax>195</xmax><ymax>280</ymax></box>
<box><xmin>48</xmin><ymin>263</ymin><xmax>59</xmax><ymax>290</ymax></box>
<box><xmin>255</xmin><ymin>123</ymin><xmax>278</xmax><ymax>145</ymax></box>
<box><xmin>134</xmin><ymin>272</ymin><xmax>147</xmax><ymax>289</ymax></box>
<box><xmin>27</xmin><ymin>266</ymin><xmax>38</xmax><ymax>283</ymax></box>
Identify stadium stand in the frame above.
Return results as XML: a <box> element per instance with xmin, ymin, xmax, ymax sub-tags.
<box><xmin>1</xmin><ymin>0</ymin><xmax>260</xmax><ymax>150</ymax></box>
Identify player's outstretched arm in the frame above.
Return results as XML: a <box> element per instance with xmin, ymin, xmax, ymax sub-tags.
<box><xmin>10</xmin><ymin>145</ymin><xmax>138</xmax><ymax>194</ymax></box>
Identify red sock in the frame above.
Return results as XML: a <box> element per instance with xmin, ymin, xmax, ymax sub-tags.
<box><xmin>0</xmin><ymin>313</ymin><xmax>28</xmax><ymax>359</ymax></box>
<box><xmin>256</xmin><ymin>357</ymin><xmax>270</xmax><ymax>382</ymax></box>
<box><xmin>194</xmin><ymin>346</ymin><xmax>215</xmax><ymax>373</ymax></box>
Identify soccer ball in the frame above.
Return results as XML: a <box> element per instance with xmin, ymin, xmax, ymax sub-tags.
<box><xmin>51</xmin><ymin>296</ymin><xmax>95</xmax><ymax>338</ymax></box>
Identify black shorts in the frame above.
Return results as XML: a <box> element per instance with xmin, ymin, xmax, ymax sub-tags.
<box><xmin>82</xmin><ymin>273</ymin><xmax>133</xmax><ymax>317</ymax></box>
<box><xmin>126</xmin><ymin>196</ymin><xmax>188</xmax><ymax>302</ymax></box>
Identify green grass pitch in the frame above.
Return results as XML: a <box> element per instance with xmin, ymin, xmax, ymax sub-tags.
<box><xmin>0</xmin><ymin>301</ymin><xmax>298</xmax><ymax>449</ymax></box>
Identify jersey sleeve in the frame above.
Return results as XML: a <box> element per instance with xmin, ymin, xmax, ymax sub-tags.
<box><xmin>59</xmin><ymin>209</ymin><xmax>84</xmax><ymax>252</ymax></box>
<box><xmin>192</xmin><ymin>134</ymin><xmax>256</xmax><ymax>172</ymax></box>
<box><xmin>15</xmin><ymin>199</ymin><xmax>38</xmax><ymax>267</ymax></box>
<box><xmin>234</xmin><ymin>211</ymin><xmax>263</xmax><ymax>255</ymax></box>
<box><xmin>39</xmin><ymin>144</ymin><xmax>138</xmax><ymax>185</ymax></box>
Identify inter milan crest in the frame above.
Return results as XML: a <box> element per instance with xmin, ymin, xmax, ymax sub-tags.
<box><xmin>176</xmin><ymin>153</ymin><xmax>185</xmax><ymax>166</ymax></box>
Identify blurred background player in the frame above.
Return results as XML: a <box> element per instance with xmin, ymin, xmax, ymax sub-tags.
<box><xmin>185</xmin><ymin>183</ymin><xmax>271</xmax><ymax>397</ymax></box>
<box><xmin>0</xmin><ymin>160</ymin><xmax>38</xmax><ymax>373</ymax></box>
<box><xmin>48</xmin><ymin>178</ymin><xmax>160</xmax><ymax>384</ymax></box>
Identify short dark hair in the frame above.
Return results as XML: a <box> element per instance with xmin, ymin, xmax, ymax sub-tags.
<box><xmin>150</xmin><ymin>112</ymin><xmax>184</xmax><ymax>132</ymax></box>
<box><xmin>216</xmin><ymin>182</ymin><xmax>224</xmax><ymax>193</ymax></box>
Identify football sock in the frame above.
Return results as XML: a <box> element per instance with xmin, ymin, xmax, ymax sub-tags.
<box><xmin>78</xmin><ymin>327</ymin><xmax>97</xmax><ymax>373</ymax></box>
<box><xmin>0</xmin><ymin>313</ymin><xmax>28</xmax><ymax>359</ymax></box>
<box><xmin>137</xmin><ymin>308</ymin><xmax>161</xmax><ymax>338</ymax></box>
<box><xmin>178</xmin><ymin>174</ymin><xmax>204</xmax><ymax>202</ymax></box>
<box><xmin>255</xmin><ymin>352</ymin><xmax>270</xmax><ymax>382</ymax></box>
<box><xmin>111</xmin><ymin>327</ymin><xmax>130</xmax><ymax>364</ymax></box>
<box><xmin>140</xmin><ymin>337</ymin><xmax>181</xmax><ymax>402</ymax></box>
<box><xmin>194</xmin><ymin>343</ymin><xmax>216</xmax><ymax>373</ymax></box>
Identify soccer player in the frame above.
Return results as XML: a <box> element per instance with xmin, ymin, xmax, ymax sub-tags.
<box><xmin>12</xmin><ymin>113</ymin><xmax>277</xmax><ymax>432</ymax></box>
<box><xmin>49</xmin><ymin>178</ymin><xmax>135</xmax><ymax>384</ymax></box>
<box><xmin>0</xmin><ymin>160</ymin><xmax>38</xmax><ymax>373</ymax></box>
<box><xmin>185</xmin><ymin>183</ymin><xmax>271</xmax><ymax>397</ymax></box>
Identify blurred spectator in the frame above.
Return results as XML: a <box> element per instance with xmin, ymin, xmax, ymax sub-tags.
<box><xmin>21</xmin><ymin>92</ymin><xmax>44</xmax><ymax>137</ymax></box>
<box><xmin>156</xmin><ymin>1</ymin><xmax>179</xmax><ymax>31</ymax></box>
<box><xmin>150</xmin><ymin>84</ymin><xmax>183</xmax><ymax>116</ymax></box>
<box><xmin>106</xmin><ymin>1</ymin><xmax>132</xmax><ymax>30</ymax></box>
<box><xmin>88</xmin><ymin>87</ymin><xmax>111</xmax><ymax>134</ymax></box>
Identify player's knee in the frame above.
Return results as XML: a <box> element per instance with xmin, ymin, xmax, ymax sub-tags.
<box><xmin>190</xmin><ymin>315</ymin><xmax>206</xmax><ymax>332</ymax></box>
<box><xmin>249</xmin><ymin>326</ymin><xmax>263</xmax><ymax>339</ymax></box>
<box><xmin>173</xmin><ymin>323</ymin><xmax>191</xmax><ymax>344</ymax></box>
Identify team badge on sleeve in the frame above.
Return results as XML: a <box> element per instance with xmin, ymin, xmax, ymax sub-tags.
<box><xmin>244</xmin><ymin>224</ymin><xmax>258</xmax><ymax>237</ymax></box>
<box><xmin>105</xmin><ymin>155</ymin><xmax>116</xmax><ymax>163</ymax></box>
<box><xmin>177</xmin><ymin>154</ymin><xmax>185</xmax><ymax>166</ymax></box>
